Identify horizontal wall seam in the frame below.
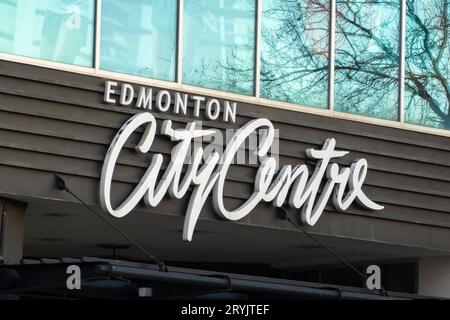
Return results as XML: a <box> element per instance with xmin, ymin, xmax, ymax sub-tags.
<box><xmin>0</xmin><ymin>95</ymin><xmax>449</xmax><ymax>168</ymax></box>
<box><xmin>0</xmin><ymin>122</ymin><xmax>449</xmax><ymax>185</ymax></box>
<box><xmin>1</xmin><ymin>161</ymin><xmax>449</xmax><ymax>230</ymax></box>
<box><xmin>0</xmin><ymin>154</ymin><xmax>449</xmax><ymax>215</ymax></box>
<box><xmin>0</xmin><ymin>67</ymin><xmax>449</xmax><ymax>151</ymax></box>
<box><xmin>0</xmin><ymin>139</ymin><xmax>449</xmax><ymax>198</ymax></box>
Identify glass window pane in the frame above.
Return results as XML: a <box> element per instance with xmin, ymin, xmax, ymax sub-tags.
<box><xmin>405</xmin><ymin>0</ymin><xmax>450</xmax><ymax>130</ymax></box>
<box><xmin>0</xmin><ymin>0</ymin><xmax>95</xmax><ymax>67</ymax></box>
<box><xmin>334</xmin><ymin>0</ymin><xmax>400</xmax><ymax>120</ymax></box>
<box><xmin>260</xmin><ymin>0</ymin><xmax>329</xmax><ymax>108</ymax></box>
<box><xmin>182</xmin><ymin>0</ymin><xmax>255</xmax><ymax>95</ymax></box>
<box><xmin>100</xmin><ymin>0</ymin><xmax>177</xmax><ymax>81</ymax></box>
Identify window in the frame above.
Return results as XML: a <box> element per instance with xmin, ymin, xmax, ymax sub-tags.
<box><xmin>405</xmin><ymin>0</ymin><xmax>450</xmax><ymax>130</ymax></box>
<box><xmin>260</xmin><ymin>0</ymin><xmax>329</xmax><ymax>108</ymax></box>
<box><xmin>100</xmin><ymin>0</ymin><xmax>177</xmax><ymax>81</ymax></box>
<box><xmin>0</xmin><ymin>0</ymin><xmax>448</xmax><ymax>133</ymax></box>
<box><xmin>182</xmin><ymin>0</ymin><xmax>256</xmax><ymax>95</ymax></box>
<box><xmin>334</xmin><ymin>0</ymin><xmax>400</xmax><ymax>120</ymax></box>
<box><xmin>0</xmin><ymin>0</ymin><xmax>95</xmax><ymax>67</ymax></box>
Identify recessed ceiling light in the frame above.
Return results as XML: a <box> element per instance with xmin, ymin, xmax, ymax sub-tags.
<box><xmin>45</xmin><ymin>213</ymin><xmax>68</xmax><ymax>218</ymax></box>
<box><xmin>38</xmin><ymin>238</ymin><xmax>68</xmax><ymax>242</ymax></box>
<box><xmin>289</xmin><ymin>244</ymin><xmax>323</xmax><ymax>250</ymax></box>
<box><xmin>168</xmin><ymin>229</ymin><xmax>216</xmax><ymax>234</ymax></box>
<box><xmin>97</xmin><ymin>243</ymin><xmax>132</xmax><ymax>250</ymax></box>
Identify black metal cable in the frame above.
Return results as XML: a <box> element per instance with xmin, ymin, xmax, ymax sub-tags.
<box><xmin>277</xmin><ymin>207</ymin><xmax>388</xmax><ymax>296</ymax></box>
<box><xmin>54</xmin><ymin>174</ymin><xmax>168</xmax><ymax>272</ymax></box>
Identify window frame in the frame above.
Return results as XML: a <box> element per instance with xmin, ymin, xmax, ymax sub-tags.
<box><xmin>0</xmin><ymin>0</ymin><xmax>448</xmax><ymax>137</ymax></box>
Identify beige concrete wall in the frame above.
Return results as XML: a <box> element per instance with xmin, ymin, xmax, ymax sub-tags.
<box><xmin>0</xmin><ymin>198</ymin><xmax>26</xmax><ymax>262</ymax></box>
<box><xmin>418</xmin><ymin>257</ymin><xmax>450</xmax><ymax>298</ymax></box>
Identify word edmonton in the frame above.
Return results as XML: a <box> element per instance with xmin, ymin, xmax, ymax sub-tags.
<box><xmin>99</xmin><ymin>112</ymin><xmax>384</xmax><ymax>242</ymax></box>
<box><xmin>104</xmin><ymin>81</ymin><xmax>237</xmax><ymax>123</ymax></box>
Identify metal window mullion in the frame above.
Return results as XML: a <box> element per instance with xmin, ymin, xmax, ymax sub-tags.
<box><xmin>94</xmin><ymin>0</ymin><xmax>102</xmax><ymax>73</ymax></box>
<box><xmin>254</xmin><ymin>0</ymin><xmax>262</xmax><ymax>98</ymax></box>
<box><xmin>176</xmin><ymin>0</ymin><xmax>184</xmax><ymax>84</ymax></box>
<box><xmin>399</xmin><ymin>0</ymin><xmax>406</xmax><ymax>123</ymax></box>
<box><xmin>328</xmin><ymin>0</ymin><xmax>336</xmax><ymax>111</ymax></box>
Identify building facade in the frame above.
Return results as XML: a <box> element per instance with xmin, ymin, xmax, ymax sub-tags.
<box><xmin>0</xmin><ymin>0</ymin><xmax>449</xmax><ymax>299</ymax></box>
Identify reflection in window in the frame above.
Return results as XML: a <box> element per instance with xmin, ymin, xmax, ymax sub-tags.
<box><xmin>260</xmin><ymin>0</ymin><xmax>329</xmax><ymax>108</ymax></box>
<box><xmin>0</xmin><ymin>0</ymin><xmax>94</xmax><ymax>67</ymax></box>
<box><xmin>334</xmin><ymin>0</ymin><xmax>400</xmax><ymax>120</ymax></box>
<box><xmin>100</xmin><ymin>0</ymin><xmax>177</xmax><ymax>81</ymax></box>
<box><xmin>182</xmin><ymin>0</ymin><xmax>255</xmax><ymax>95</ymax></box>
<box><xmin>405</xmin><ymin>0</ymin><xmax>450</xmax><ymax>130</ymax></box>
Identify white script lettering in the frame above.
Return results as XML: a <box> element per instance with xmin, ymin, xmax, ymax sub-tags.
<box><xmin>100</xmin><ymin>113</ymin><xmax>383</xmax><ymax>241</ymax></box>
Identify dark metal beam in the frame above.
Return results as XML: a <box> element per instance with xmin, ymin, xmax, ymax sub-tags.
<box><xmin>100</xmin><ymin>264</ymin><xmax>405</xmax><ymax>300</ymax></box>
